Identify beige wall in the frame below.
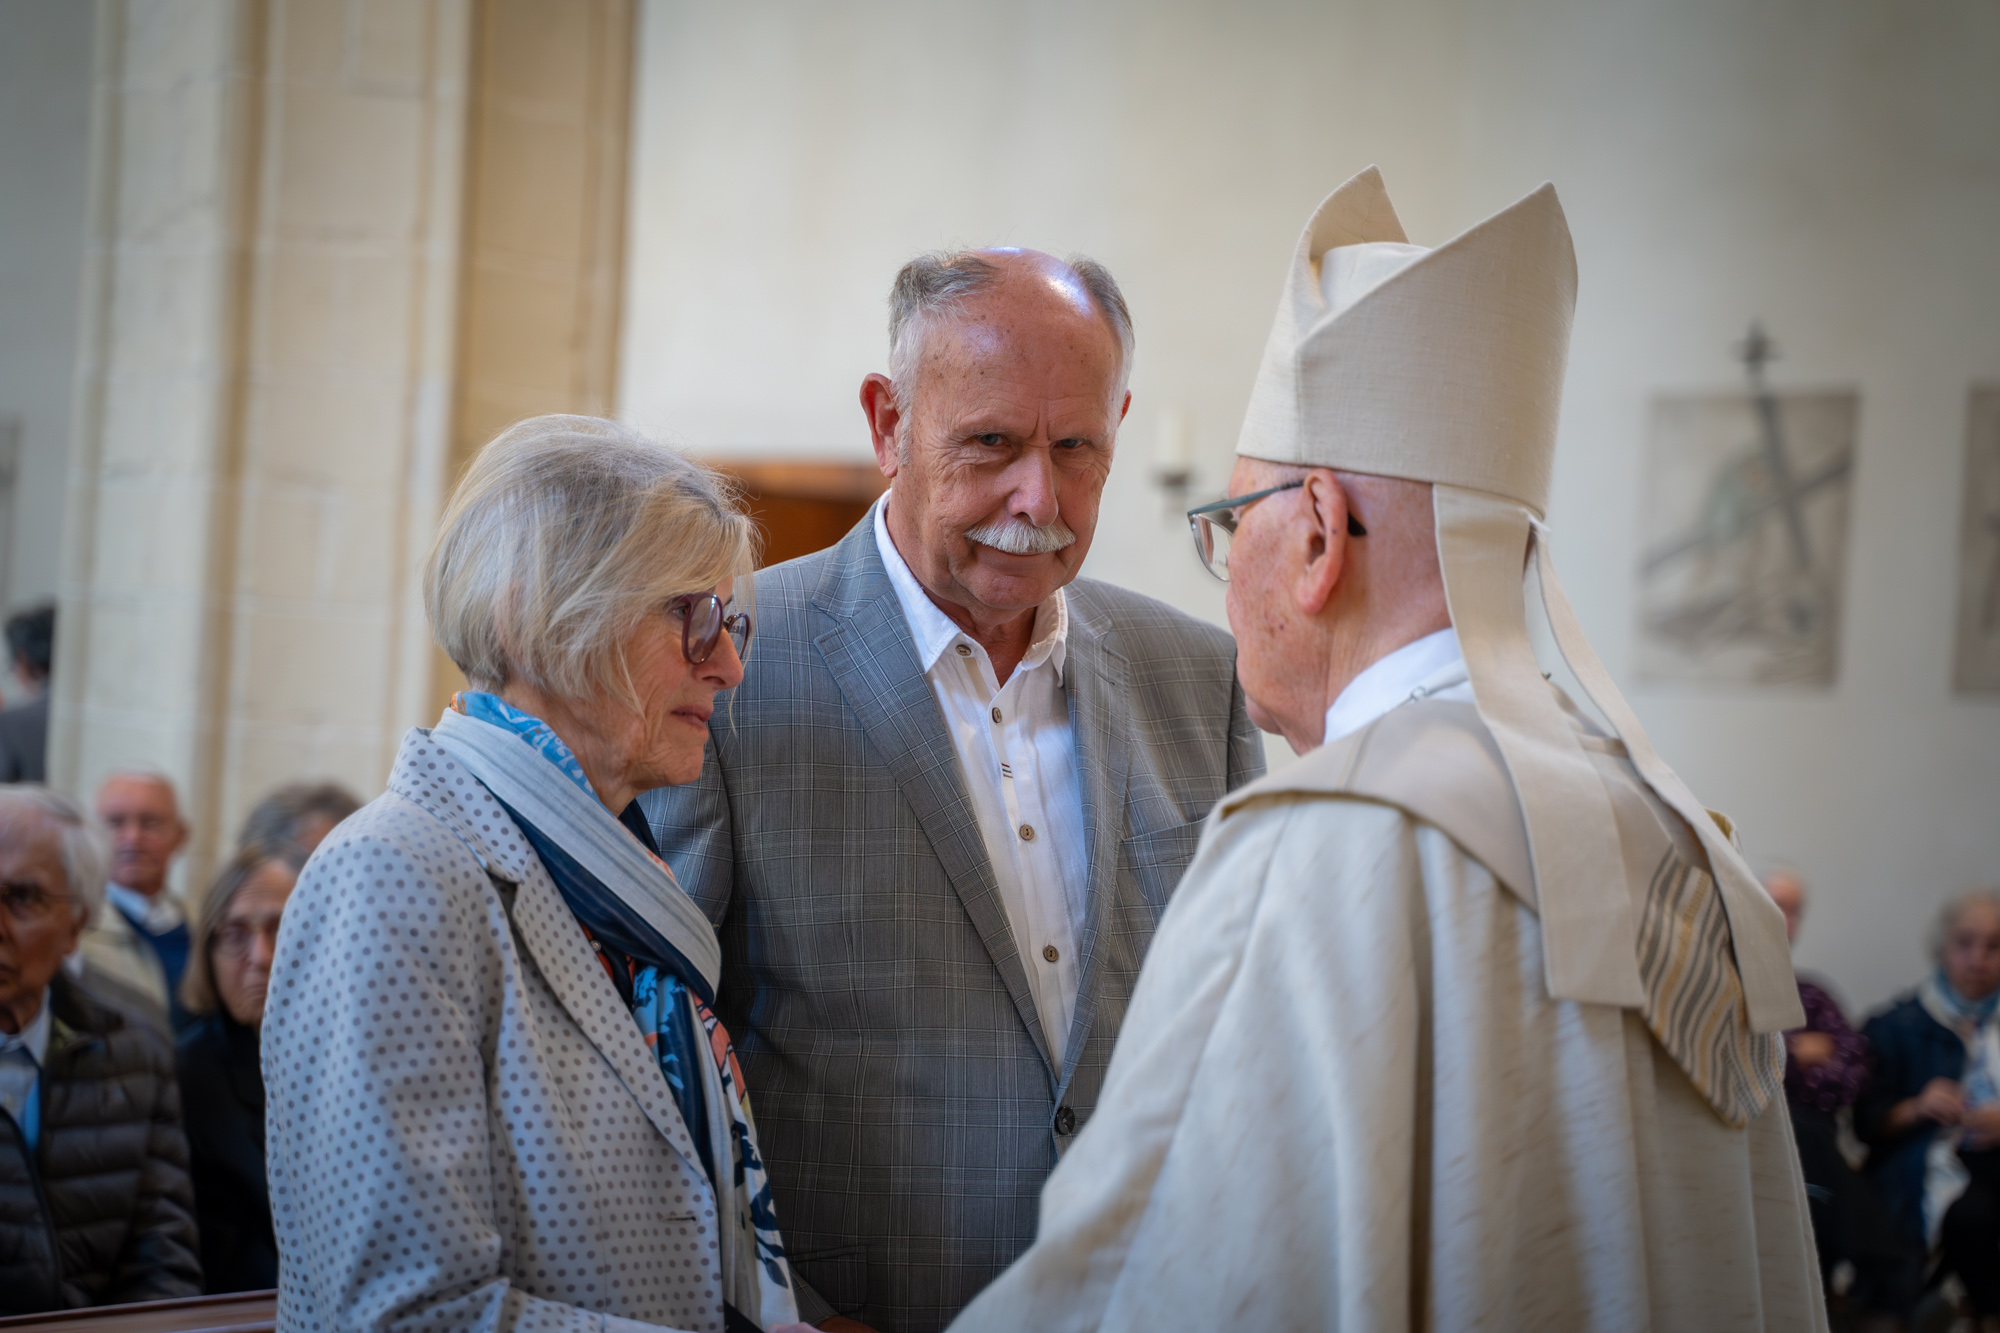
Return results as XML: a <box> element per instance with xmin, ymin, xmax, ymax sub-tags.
<box><xmin>54</xmin><ymin>0</ymin><xmax>471</xmax><ymax>884</ymax></box>
<box><xmin>49</xmin><ymin>0</ymin><xmax>634</xmax><ymax>891</ymax></box>
<box><xmin>619</xmin><ymin>0</ymin><xmax>2000</xmax><ymax>1011</ymax></box>
<box><xmin>0</xmin><ymin>0</ymin><xmax>93</xmax><ymax>618</ymax></box>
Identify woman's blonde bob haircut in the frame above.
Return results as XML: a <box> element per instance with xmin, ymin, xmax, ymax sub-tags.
<box><xmin>425</xmin><ymin>415</ymin><xmax>757</xmax><ymax>706</ymax></box>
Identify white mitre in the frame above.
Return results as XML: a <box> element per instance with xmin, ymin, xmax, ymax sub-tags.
<box><xmin>1238</xmin><ymin>167</ymin><xmax>1800</xmax><ymax>1032</ymax></box>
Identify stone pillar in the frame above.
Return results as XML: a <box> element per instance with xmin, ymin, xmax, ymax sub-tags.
<box><xmin>53</xmin><ymin>0</ymin><xmax>632</xmax><ymax>887</ymax></box>
<box><xmin>433</xmin><ymin>0</ymin><xmax>635</xmax><ymax>712</ymax></box>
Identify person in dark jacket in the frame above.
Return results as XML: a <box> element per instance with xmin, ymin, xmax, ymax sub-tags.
<box><xmin>0</xmin><ymin>784</ymin><xmax>201</xmax><ymax>1314</ymax></box>
<box><xmin>0</xmin><ymin>605</ymin><xmax>53</xmax><ymax>783</ymax></box>
<box><xmin>1859</xmin><ymin>890</ymin><xmax>2000</xmax><ymax>1322</ymax></box>
<box><xmin>174</xmin><ymin>842</ymin><xmax>301</xmax><ymax>1293</ymax></box>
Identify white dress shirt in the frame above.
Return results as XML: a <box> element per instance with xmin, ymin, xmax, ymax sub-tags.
<box><xmin>875</xmin><ymin>498</ymin><xmax>1088</xmax><ymax>1066</ymax></box>
<box><xmin>107</xmin><ymin>882</ymin><xmax>184</xmax><ymax>933</ymax></box>
<box><xmin>0</xmin><ymin>991</ymin><xmax>52</xmax><ymax>1150</ymax></box>
<box><xmin>1322</xmin><ymin>627</ymin><xmax>1473</xmax><ymax>747</ymax></box>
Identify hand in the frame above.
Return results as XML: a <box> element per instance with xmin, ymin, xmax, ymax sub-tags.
<box><xmin>1915</xmin><ymin>1078</ymin><xmax>1967</xmax><ymax>1127</ymax></box>
<box><xmin>1963</xmin><ymin>1102</ymin><xmax>2000</xmax><ymax>1149</ymax></box>
<box><xmin>816</xmin><ymin>1320</ymin><xmax>880</xmax><ymax>1333</ymax></box>
<box><xmin>1787</xmin><ymin>1031</ymin><xmax>1837</xmax><ymax>1069</ymax></box>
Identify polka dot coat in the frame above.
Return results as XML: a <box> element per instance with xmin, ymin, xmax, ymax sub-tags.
<box><xmin>263</xmin><ymin>730</ymin><xmax>730</xmax><ymax>1331</ymax></box>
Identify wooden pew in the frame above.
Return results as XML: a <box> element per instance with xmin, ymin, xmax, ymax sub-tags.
<box><xmin>0</xmin><ymin>1292</ymin><xmax>276</xmax><ymax>1333</ymax></box>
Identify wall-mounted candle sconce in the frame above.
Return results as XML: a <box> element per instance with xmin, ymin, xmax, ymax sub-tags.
<box><xmin>1154</xmin><ymin>406</ymin><xmax>1195</xmax><ymax>516</ymax></box>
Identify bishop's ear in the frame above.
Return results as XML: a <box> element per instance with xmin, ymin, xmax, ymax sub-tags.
<box><xmin>1294</xmin><ymin>469</ymin><xmax>1357</xmax><ymax>616</ymax></box>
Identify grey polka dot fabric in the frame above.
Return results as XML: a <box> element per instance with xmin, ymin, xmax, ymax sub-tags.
<box><xmin>263</xmin><ymin>730</ymin><xmax>728</xmax><ymax>1331</ymax></box>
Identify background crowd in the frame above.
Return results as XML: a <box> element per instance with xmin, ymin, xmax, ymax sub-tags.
<box><xmin>0</xmin><ymin>625</ymin><xmax>359</xmax><ymax>1309</ymax></box>
<box><xmin>0</xmin><ymin>594</ymin><xmax>1992</xmax><ymax>1328</ymax></box>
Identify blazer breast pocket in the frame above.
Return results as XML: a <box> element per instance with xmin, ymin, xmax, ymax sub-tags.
<box><xmin>1118</xmin><ymin>818</ymin><xmax>1207</xmax><ymax>914</ymax></box>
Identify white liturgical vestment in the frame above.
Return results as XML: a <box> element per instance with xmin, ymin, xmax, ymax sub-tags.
<box><xmin>949</xmin><ymin>675</ymin><xmax>1826</xmax><ymax>1332</ymax></box>
<box><xmin>874</xmin><ymin>497</ymin><xmax>1088</xmax><ymax>1065</ymax></box>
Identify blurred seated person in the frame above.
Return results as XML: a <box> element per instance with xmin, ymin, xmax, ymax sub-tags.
<box><xmin>0</xmin><ymin>785</ymin><xmax>201</xmax><ymax>1313</ymax></box>
<box><xmin>0</xmin><ymin>604</ymin><xmax>54</xmax><ymax>782</ymax></box>
<box><xmin>1767</xmin><ymin>869</ymin><xmax>1904</xmax><ymax>1313</ymax></box>
<box><xmin>1859</xmin><ymin>890</ymin><xmax>2000</xmax><ymax>1324</ymax></box>
<box><xmin>74</xmin><ymin>771</ymin><xmax>191</xmax><ymax>1031</ymax></box>
<box><xmin>236</xmin><ymin>780</ymin><xmax>361</xmax><ymax>859</ymax></box>
<box><xmin>175</xmin><ymin>843</ymin><xmax>303</xmax><ymax>1293</ymax></box>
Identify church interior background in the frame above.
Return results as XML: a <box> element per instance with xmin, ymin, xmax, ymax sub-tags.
<box><xmin>0</xmin><ymin>0</ymin><xmax>1995</xmax><ymax>1017</ymax></box>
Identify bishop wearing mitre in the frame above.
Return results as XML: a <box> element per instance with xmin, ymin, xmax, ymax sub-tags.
<box><xmin>950</xmin><ymin>169</ymin><xmax>1828</xmax><ymax>1331</ymax></box>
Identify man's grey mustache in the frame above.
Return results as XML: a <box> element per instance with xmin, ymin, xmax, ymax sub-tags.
<box><xmin>966</xmin><ymin>518</ymin><xmax>1077</xmax><ymax>555</ymax></box>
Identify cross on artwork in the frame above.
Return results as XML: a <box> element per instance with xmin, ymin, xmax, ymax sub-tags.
<box><xmin>1635</xmin><ymin>323</ymin><xmax>1858</xmax><ymax>686</ymax></box>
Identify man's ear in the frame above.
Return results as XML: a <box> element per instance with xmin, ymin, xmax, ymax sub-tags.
<box><xmin>1116</xmin><ymin>389</ymin><xmax>1131</xmax><ymax>425</ymax></box>
<box><xmin>1294</xmin><ymin>469</ymin><xmax>1352</xmax><ymax>616</ymax></box>
<box><xmin>860</xmin><ymin>374</ymin><xmax>903</xmax><ymax>479</ymax></box>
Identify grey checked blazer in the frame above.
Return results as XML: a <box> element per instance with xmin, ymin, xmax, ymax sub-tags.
<box><xmin>640</xmin><ymin>517</ymin><xmax>1263</xmax><ymax>1333</ymax></box>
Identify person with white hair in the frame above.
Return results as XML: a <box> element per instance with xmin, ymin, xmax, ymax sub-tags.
<box><xmin>950</xmin><ymin>169</ymin><xmax>1823</xmax><ymax>1330</ymax></box>
<box><xmin>641</xmin><ymin>247</ymin><xmax>1261</xmax><ymax>1330</ymax></box>
<box><xmin>1858</xmin><ymin>890</ymin><xmax>2000</xmax><ymax>1327</ymax></box>
<box><xmin>72</xmin><ymin>769</ymin><xmax>191</xmax><ymax>1030</ymax></box>
<box><xmin>263</xmin><ymin>416</ymin><xmax>812</xmax><ymax>1333</ymax></box>
<box><xmin>0</xmin><ymin>784</ymin><xmax>201</xmax><ymax>1313</ymax></box>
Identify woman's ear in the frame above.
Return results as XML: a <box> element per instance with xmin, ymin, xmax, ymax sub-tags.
<box><xmin>1294</xmin><ymin>469</ymin><xmax>1353</xmax><ymax>616</ymax></box>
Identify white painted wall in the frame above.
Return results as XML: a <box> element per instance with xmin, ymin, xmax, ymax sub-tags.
<box><xmin>621</xmin><ymin>0</ymin><xmax>2000</xmax><ymax>1014</ymax></box>
<box><xmin>0</xmin><ymin>0</ymin><xmax>91</xmax><ymax>618</ymax></box>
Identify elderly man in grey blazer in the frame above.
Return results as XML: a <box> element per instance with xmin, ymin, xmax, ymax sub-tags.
<box><xmin>642</xmin><ymin>247</ymin><xmax>1261</xmax><ymax>1333</ymax></box>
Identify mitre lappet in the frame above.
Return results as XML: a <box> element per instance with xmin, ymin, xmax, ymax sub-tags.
<box><xmin>1237</xmin><ymin>167</ymin><xmax>1804</xmax><ymax>1111</ymax></box>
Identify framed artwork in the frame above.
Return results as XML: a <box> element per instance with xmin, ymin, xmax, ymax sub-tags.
<box><xmin>1635</xmin><ymin>387</ymin><xmax>1858</xmax><ymax>687</ymax></box>
<box><xmin>1954</xmin><ymin>385</ymin><xmax>2000</xmax><ymax>694</ymax></box>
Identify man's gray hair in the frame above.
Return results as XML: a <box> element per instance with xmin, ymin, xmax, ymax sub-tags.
<box><xmin>885</xmin><ymin>250</ymin><xmax>1136</xmax><ymax>415</ymax></box>
<box><xmin>0</xmin><ymin>784</ymin><xmax>112</xmax><ymax>919</ymax></box>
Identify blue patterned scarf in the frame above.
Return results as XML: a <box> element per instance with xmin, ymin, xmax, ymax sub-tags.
<box><xmin>433</xmin><ymin>693</ymin><xmax>794</xmax><ymax>1330</ymax></box>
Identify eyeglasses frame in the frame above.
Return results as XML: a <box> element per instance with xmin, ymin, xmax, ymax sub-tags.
<box><xmin>666</xmin><ymin>592</ymin><xmax>754</xmax><ymax>665</ymax></box>
<box><xmin>1185</xmin><ymin>479</ymin><xmax>1366</xmax><ymax>581</ymax></box>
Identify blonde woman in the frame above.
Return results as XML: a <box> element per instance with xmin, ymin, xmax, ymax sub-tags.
<box><xmin>263</xmin><ymin>416</ymin><xmax>810</xmax><ymax>1332</ymax></box>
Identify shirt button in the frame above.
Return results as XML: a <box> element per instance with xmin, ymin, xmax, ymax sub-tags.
<box><xmin>1019</xmin><ymin>823</ymin><xmax>1035</xmax><ymax>842</ymax></box>
<box><xmin>1043</xmin><ymin>943</ymin><xmax>1060</xmax><ymax>963</ymax></box>
<box><xmin>991</xmin><ymin>706</ymin><xmax>1002</xmax><ymax>723</ymax></box>
<box><xmin>956</xmin><ymin>644</ymin><xmax>972</xmax><ymax>657</ymax></box>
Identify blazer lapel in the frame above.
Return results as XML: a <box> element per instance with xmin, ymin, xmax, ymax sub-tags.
<box><xmin>810</xmin><ymin>522</ymin><xmax>1055</xmax><ymax>1072</ymax></box>
<box><xmin>1053</xmin><ymin>610</ymin><xmax>1132</xmax><ymax>1091</ymax></box>
<box><xmin>398</xmin><ymin>760</ymin><xmax>712</xmax><ymax>1185</ymax></box>
<box><xmin>502</xmin><ymin>867</ymin><xmax>712</xmax><ymax>1179</ymax></box>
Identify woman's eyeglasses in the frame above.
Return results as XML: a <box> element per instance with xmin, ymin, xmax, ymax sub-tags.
<box><xmin>667</xmin><ymin>593</ymin><xmax>753</xmax><ymax>665</ymax></box>
<box><xmin>1185</xmin><ymin>480</ymin><xmax>1366</xmax><ymax>582</ymax></box>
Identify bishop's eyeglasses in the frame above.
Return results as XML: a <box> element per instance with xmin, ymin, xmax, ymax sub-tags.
<box><xmin>1186</xmin><ymin>480</ymin><xmax>1366</xmax><ymax>581</ymax></box>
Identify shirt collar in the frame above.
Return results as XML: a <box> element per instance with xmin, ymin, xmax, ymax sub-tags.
<box><xmin>1321</xmin><ymin>627</ymin><xmax>1468</xmax><ymax>747</ymax></box>
<box><xmin>0</xmin><ymin>991</ymin><xmax>54</xmax><ymax>1068</ymax></box>
<box><xmin>107</xmin><ymin>882</ymin><xmax>183</xmax><ymax>933</ymax></box>
<box><xmin>872</xmin><ymin>495</ymin><xmax>1069</xmax><ymax>682</ymax></box>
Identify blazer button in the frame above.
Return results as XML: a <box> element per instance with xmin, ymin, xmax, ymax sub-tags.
<box><xmin>1054</xmin><ymin>1105</ymin><xmax>1076</xmax><ymax>1135</ymax></box>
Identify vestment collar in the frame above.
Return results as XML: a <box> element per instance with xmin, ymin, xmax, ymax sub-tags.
<box><xmin>1321</xmin><ymin>627</ymin><xmax>1467</xmax><ymax>746</ymax></box>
